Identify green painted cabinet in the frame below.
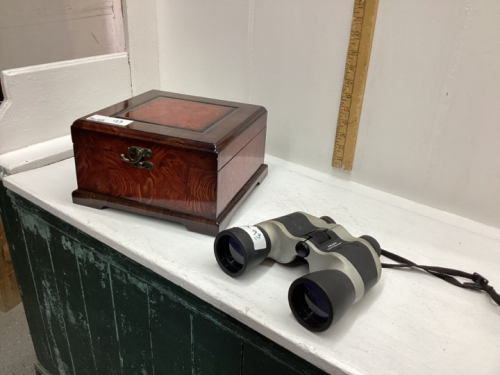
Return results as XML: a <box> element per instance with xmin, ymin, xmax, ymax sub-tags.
<box><xmin>0</xmin><ymin>183</ymin><xmax>328</xmax><ymax>375</ymax></box>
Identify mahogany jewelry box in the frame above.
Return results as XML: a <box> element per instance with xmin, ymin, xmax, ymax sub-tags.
<box><xmin>71</xmin><ymin>90</ymin><xmax>268</xmax><ymax>235</ymax></box>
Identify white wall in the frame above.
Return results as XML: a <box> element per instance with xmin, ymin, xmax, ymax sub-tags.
<box><xmin>0</xmin><ymin>0</ymin><xmax>125</xmax><ymax>72</ymax></box>
<box><xmin>156</xmin><ymin>0</ymin><xmax>352</xmax><ymax>169</ymax></box>
<box><xmin>355</xmin><ymin>0</ymin><xmax>500</xmax><ymax>229</ymax></box>
<box><xmin>152</xmin><ymin>0</ymin><xmax>500</xmax><ymax>229</ymax></box>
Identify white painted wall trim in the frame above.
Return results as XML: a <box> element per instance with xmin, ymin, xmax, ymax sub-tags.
<box><xmin>122</xmin><ymin>0</ymin><xmax>161</xmax><ymax>95</ymax></box>
<box><xmin>0</xmin><ymin>52</ymin><xmax>132</xmax><ymax>174</ymax></box>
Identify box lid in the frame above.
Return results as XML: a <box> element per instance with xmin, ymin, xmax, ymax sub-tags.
<box><xmin>71</xmin><ymin>90</ymin><xmax>267</xmax><ymax>158</ymax></box>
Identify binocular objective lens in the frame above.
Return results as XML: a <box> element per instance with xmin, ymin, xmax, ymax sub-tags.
<box><xmin>290</xmin><ymin>270</ymin><xmax>357</xmax><ymax>331</ymax></box>
<box><xmin>303</xmin><ymin>283</ymin><xmax>330</xmax><ymax>319</ymax></box>
<box><xmin>229</xmin><ymin>237</ymin><xmax>245</xmax><ymax>265</ymax></box>
<box><xmin>289</xmin><ymin>281</ymin><xmax>332</xmax><ymax>331</ymax></box>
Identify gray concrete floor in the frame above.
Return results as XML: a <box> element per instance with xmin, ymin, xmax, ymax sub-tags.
<box><xmin>0</xmin><ymin>303</ymin><xmax>36</xmax><ymax>375</ymax></box>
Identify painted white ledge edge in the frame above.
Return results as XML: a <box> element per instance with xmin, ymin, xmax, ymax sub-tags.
<box><xmin>3</xmin><ymin>154</ymin><xmax>500</xmax><ymax>375</ymax></box>
<box><xmin>0</xmin><ymin>52</ymin><xmax>132</xmax><ymax>155</ymax></box>
<box><xmin>0</xmin><ymin>135</ymin><xmax>73</xmax><ymax>180</ymax></box>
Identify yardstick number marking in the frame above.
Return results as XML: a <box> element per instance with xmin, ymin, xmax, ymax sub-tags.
<box><xmin>332</xmin><ymin>0</ymin><xmax>378</xmax><ymax>171</ymax></box>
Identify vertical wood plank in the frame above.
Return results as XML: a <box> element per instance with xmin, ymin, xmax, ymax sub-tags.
<box><xmin>243</xmin><ymin>343</ymin><xmax>301</xmax><ymax>375</ymax></box>
<box><xmin>49</xmin><ymin>233</ymin><xmax>98</xmax><ymax>375</ymax></box>
<box><xmin>192</xmin><ymin>314</ymin><xmax>242</xmax><ymax>375</ymax></box>
<box><xmin>77</xmin><ymin>246</ymin><xmax>122</xmax><ymax>375</ymax></box>
<box><xmin>149</xmin><ymin>286</ymin><xmax>191</xmax><ymax>374</ymax></box>
<box><xmin>0</xmin><ymin>191</ymin><xmax>56</xmax><ymax>374</ymax></box>
<box><xmin>19</xmin><ymin>212</ymin><xmax>76</xmax><ymax>375</ymax></box>
<box><xmin>110</xmin><ymin>265</ymin><xmax>153</xmax><ymax>375</ymax></box>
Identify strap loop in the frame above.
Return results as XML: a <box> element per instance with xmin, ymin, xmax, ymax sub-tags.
<box><xmin>381</xmin><ymin>250</ymin><xmax>500</xmax><ymax>307</ymax></box>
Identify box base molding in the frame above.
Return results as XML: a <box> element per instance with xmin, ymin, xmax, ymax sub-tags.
<box><xmin>72</xmin><ymin>164</ymin><xmax>268</xmax><ymax>236</ymax></box>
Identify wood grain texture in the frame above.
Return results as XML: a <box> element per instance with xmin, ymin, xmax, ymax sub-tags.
<box><xmin>2</xmin><ymin>188</ymin><xmax>329</xmax><ymax>375</ymax></box>
<box><xmin>74</xmin><ymin>90</ymin><xmax>267</xmax><ymax>152</ymax></box>
<box><xmin>121</xmin><ymin>97</ymin><xmax>236</xmax><ymax>132</ymax></box>
<box><xmin>72</xmin><ymin>164</ymin><xmax>268</xmax><ymax>236</ymax></box>
<box><xmin>73</xmin><ymin>133</ymin><xmax>218</xmax><ymax>218</ymax></box>
<box><xmin>0</xmin><ymin>216</ymin><xmax>21</xmax><ymax>312</ymax></box>
<box><xmin>72</xmin><ymin>90</ymin><xmax>268</xmax><ymax>233</ymax></box>
<box><xmin>217</xmin><ymin>129</ymin><xmax>266</xmax><ymax>215</ymax></box>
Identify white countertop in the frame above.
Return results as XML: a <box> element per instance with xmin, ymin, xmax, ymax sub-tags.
<box><xmin>4</xmin><ymin>155</ymin><xmax>500</xmax><ymax>375</ymax></box>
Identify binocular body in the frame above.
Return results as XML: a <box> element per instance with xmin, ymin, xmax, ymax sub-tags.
<box><xmin>214</xmin><ymin>212</ymin><xmax>382</xmax><ymax>331</ymax></box>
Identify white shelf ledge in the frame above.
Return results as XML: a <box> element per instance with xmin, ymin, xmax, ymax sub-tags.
<box><xmin>0</xmin><ymin>135</ymin><xmax>73</xmax><ymax>179</ymax></box>
<box><xmin>3</xmin><ymin>155</ymin><xmax>500</xmax><ymax>375</ymax></box>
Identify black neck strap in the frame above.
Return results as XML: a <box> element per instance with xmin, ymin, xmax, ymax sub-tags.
<box><xmin>381</xmin><ymin>249</ymin><xmax>500</xmax><ymax>307</ymax></box>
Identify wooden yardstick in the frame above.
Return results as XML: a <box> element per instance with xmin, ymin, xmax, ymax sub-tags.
<box><xmin>332</xmin><ymin>0</ymin><xmax>379</xmax><ymax>171</ymax></box>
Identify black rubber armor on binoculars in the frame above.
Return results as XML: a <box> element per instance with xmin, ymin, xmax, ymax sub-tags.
<box><xmin>214</xmin><ymin>212</ymin><xmax>382</xmax><ymax>331</ymax></box>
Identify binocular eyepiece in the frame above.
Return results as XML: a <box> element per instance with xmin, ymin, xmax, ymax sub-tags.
<box><xmin>214</xmin><ymin>212</ymin><xmax>382</xmax><ymax>332</ymax></box>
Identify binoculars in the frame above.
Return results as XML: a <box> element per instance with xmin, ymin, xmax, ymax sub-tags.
<box><xmin>214</xmin><ymin>212</ymin><xmax>382</xmax><ymax>332</ymax></box>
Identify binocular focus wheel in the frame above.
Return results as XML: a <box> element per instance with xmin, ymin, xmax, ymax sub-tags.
<box><xmin>320</xmin><ymin>216</ymin><xmax>336</xmax><ymax>224</ymax></box>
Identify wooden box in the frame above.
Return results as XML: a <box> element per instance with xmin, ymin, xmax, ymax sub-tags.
<box><xmin>71</xmin><ymin>90</ymin><xmax>268</xmax><ymax>235</ymax></box>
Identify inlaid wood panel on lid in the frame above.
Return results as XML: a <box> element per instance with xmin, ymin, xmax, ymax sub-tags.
<box><xmin>120</xmin><ymin>97</ymin><xmax>235</xmax><ymax>132</ymax></box>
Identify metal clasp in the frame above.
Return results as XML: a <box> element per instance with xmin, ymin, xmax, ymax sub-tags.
<box><xmin>119</xmin><ymin>147</ymin><xmax>154</xmax><ymax>170</ymax></box>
